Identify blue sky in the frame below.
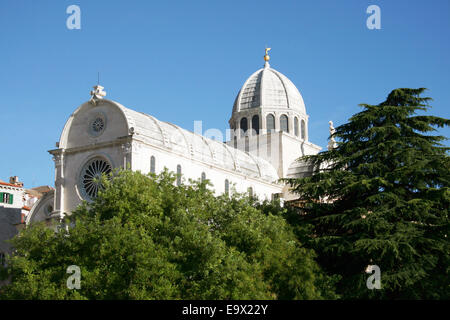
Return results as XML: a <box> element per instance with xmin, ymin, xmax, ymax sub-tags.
<box><xmin>0</xmin><ymin>0</ymin><xmax>449</xmax><ymax>188</ymax></box>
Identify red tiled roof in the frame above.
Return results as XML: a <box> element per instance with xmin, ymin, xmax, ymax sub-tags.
<box><xmin>0</xmin><ymin>181</ymin><xmax>23</xmax><ymax>188</ymax></box>
<box><xmin>22</xmin><ymin>206</ymin><xmax>31</xmax><ymax>211</ymax></box>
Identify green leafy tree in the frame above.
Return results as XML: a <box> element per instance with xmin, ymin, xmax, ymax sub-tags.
<box><xmin>286</xmin><ymin>88</ymin><xmax>449</xmax><ymax>299</ymax></box>
<box><xmin>0</xmin><ymin>169</ymin><xmax>336</xmax><ymax>299</ymax></box>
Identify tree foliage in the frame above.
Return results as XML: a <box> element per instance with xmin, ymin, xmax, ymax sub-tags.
<box><xmin>0</xmin><ymin>169</ymin><xmax>337</xmax><ymax>300</ymax></box>
<box><xmin>286</xmin><ymin>88</ymin><xmax>449</xmax><ymax>299</ymax></box>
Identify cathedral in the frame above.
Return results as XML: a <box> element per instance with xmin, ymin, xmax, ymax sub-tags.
<box><xmin>27</xmin><ymin>50</ymin><xmax>323</xmax><ymax>225</ymax></box>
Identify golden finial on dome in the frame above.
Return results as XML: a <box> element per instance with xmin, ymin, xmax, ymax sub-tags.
<box><xmin>264</xmin><ymin>47</ymin><xmax>271</xmax><ymax>62</ymax></box>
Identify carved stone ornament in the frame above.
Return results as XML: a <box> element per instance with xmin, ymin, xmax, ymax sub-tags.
<box><xmin>327</xmin><ymin>120</ymin><xmax>337</xmax><ymax>150</ymax></box>
<box><xmin>121</xmin><ymin>142</ymin><xmax>132</xmax><ymax>155</ymax></box>
<box><xmin>89</xmin><ymin>85</ymin><xmax>106</xmax><ymax>105</ymax></box>
<box><xmin>52</xmin><ymin>153</ymin><xmax>64</xmax><ymax>166</ymax></box>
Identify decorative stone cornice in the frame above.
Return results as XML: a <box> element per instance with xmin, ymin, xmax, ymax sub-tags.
<box><xmin>52</xmin><ymin>152</ymin><xmax>64</xmax><ymax>167</ymax></box>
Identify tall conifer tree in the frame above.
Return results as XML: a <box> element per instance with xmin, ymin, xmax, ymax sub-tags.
<box><xmin>287</xmin><ymin>88</ymin><xmax>449</xmax><ymax>299</ymax></box>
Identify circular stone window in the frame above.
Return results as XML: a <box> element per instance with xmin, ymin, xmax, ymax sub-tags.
<box><xmin>79</xmin><ymin>158</ymin><xmax>112</xmax><ymax>201</ymax></box>
<box><xmin>88</xmin><ymin>113</ymin><xmax>106</xmax><ymax>137</ymax></box>
<box><xmin>44</xmin><ymin>204</ymin><xmax>53</xmax><ymax>215</ymax></box>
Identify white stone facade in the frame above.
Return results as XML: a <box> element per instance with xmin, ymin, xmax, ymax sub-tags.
<box><xmin>27</xmin><ymin>53</ymin><xmax>323</xmax><ymax>224</ymax></box>
<box><xmin>0</xmin><ymin>181</ymin><xmax>24</xmax><ymax>209</ymax></box>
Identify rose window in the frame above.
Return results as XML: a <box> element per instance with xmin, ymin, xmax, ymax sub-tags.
<box><xmin>80</xmin><ymin>158</ymin><xmax>112</xmax><ymax>200</ymax></box>
<box><xmin>92</xmin><ymin>118</ymin><xmax>104</xmax><ymax>133</ymax></box>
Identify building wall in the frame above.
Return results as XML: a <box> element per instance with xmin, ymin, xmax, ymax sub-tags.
<box><xmin>61</xmin><ymin>102</ymin><xmax>129</xmax><ymax>150</ymax></box>
<box><xmin>58</xmin><ymin>143</ymin><xmax>129</xmax><ymax>214</ymax></box>
<box><xmin>26</xmin><ymin>190</ymin><xmax>55</xmax><ymax>225</ymax></box>
<box><xmin>0</xmin><ymin>207</ymin><xmax>21</xmax><ymax>255</ymax></box>
<box><xmin>132</xmin><ymin>140</ymin><xmax>283</xmax><ymax>200</ymax></box>
<box><xmin>56</xmin><ymin>138</ymin><xmax>283</xmax><ymax>216</ymax></box>
<box><xmin>0</xmin><ymin>184</ymin><xmax>25</xmax><ymax>263</ymax></box>
<box><xmin>229</xmin><ymin>131</ymin><xmax>321</xmax><ymax>178</ymax></box>
<box><xmin>49</xmin><ymin>99</ymin><xmax>284</xmax><ymax>217</ymax></box>
<box><xmin>0</xmin><ymin>184</ymin><xmax>24</xmax><ymax>209</ymax></box>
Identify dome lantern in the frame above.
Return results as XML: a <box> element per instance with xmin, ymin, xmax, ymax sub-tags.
<box><xmin>264</xmin><ymin>47</ymin><xmax>271</xmax><ymax>68</ymax></box>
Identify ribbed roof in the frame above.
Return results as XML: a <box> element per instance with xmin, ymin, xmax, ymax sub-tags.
<box><xmin>233</xmin><ymin>66</ymin><xmax>306</xmax><ymax>114</ymax></box>
<box><xmin>113</xmin><ymin>101</ymin><xmax>279</xmax><ymax>183</ymax></box>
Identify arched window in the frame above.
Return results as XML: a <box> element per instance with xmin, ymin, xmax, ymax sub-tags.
<box><xmin>240</xmin><ymin>117</ymin><xmax>248</xmax><ymax>137</ymax></box>
<box><xmin>294</xmin><ymin>117</ymin><xmax>299</xmax><ymax>137</ymax></box>
<box><xmin>266</xmin><ymin>114</ymin><xmax>275</xmax><ymax>132</ymax></box>
<box><xmin>245</xmin><ymin>136</ymin><xmax>249</xmax><ymax>152</ymax></box>
<box><xmin>225</xmin><ymin>179</ymin><xmax>229</xmax><ymax>195</ymax></box>
<box><xmin>233</xmin><ymin>136</ymin><xmax>237</xmax><ymax>148</ymax></box>
<box><xmin>176</xmin><ymin>165</ymin><xmax>182</xmax><ymax>186</ymax></box>
<box><xmin>201</xmin><ymin>172</ymin><xmax>206</xmax><ymax>182</ymax></box>
<box><xmin>301</xmin><ymin>119</ymin><xmax>306</xmax><ymax>140</ymax></box>
<box><xmin>150</xmin><ymin>156</ymin><xmax>156</xmax><ymax>174</ymax></box>
<box><xmin>251</xmin><ymin>115</ymin><xmax>259</xmax><ymax>135</ymax></box>
<box><xmin>280</xmin><ymin>115</ymin><xmax>289</xmax><ymax>133</ymax></box>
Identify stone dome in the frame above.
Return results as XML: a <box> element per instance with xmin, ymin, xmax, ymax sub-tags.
<box><xmin>232</xmin><ymin>63</ymin><xmax>306</xmax><ymax>115</ymax></box>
